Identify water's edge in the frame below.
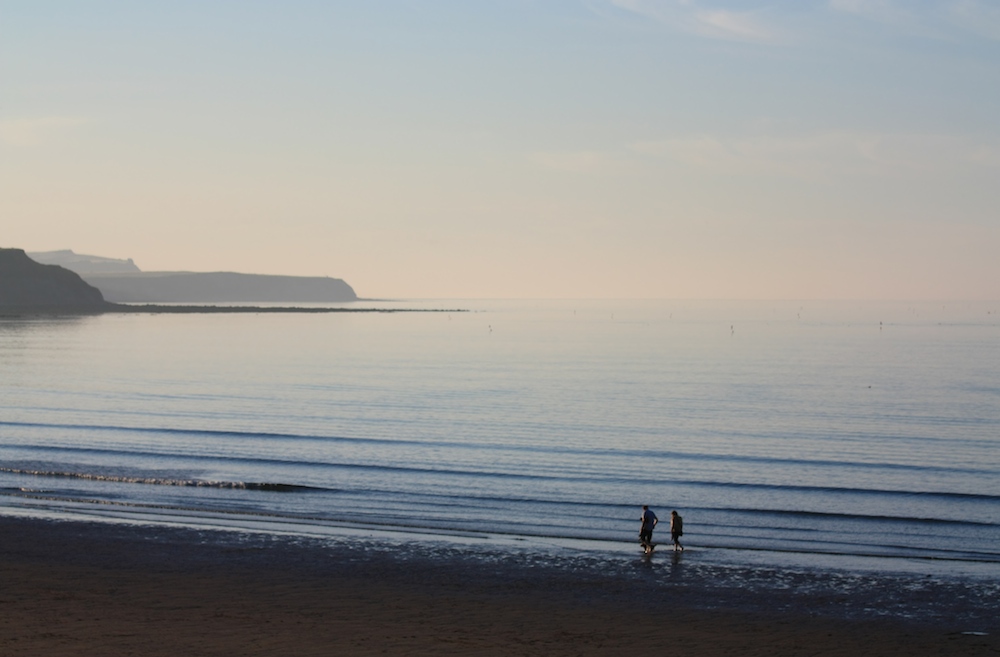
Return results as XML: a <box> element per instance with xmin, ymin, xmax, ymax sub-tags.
<box><xmin>2</xmin><ymin>511</ymin><xmax>997</xmax><ymax>634</ymax></box>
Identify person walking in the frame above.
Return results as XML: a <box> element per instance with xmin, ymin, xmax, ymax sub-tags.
<box><xmin>639</xmin><ymin>505</ymin><xmax>658</xmax><ymax>554</ymax></box>
<box><xmin>670</xmin><ymin>510</ymin><xmax>684</xmax><ymax>552</ymax></box>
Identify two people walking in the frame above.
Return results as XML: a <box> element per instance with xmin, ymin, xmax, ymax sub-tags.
<box><xmin>639</xmin><ymin>506</ymin><xmax>683</xmax><ymax>554</ymax></box>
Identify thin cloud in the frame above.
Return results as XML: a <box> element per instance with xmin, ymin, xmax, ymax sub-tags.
<box><xmin>827</xmin><ymin>0</ymin><xmax>947</xmax><ymax>38</ymax></box>
<box><xmin>829</xmin><ymin>0</ymin><xmax>1000</xmax><ymax>40</ymax></box>
<box><xmin>828</xmin><ymin>0</ymin><xmax>896</xmax><ymax>17</ymax></box>
<box><xmin>530</xmin><ymin>150</ymin><xmax>609</xmax><ymax>174</ymax></box>
<box><xmin>608</xmin><ymin>0</ymin><xmax>782</xmax><ymax>44</ymax></box>
<box><xmin>609</xmin><ymin>0</ymin><xmax>1000</xmax><ymax>44</ymax></box>
<box><xmin>0</xmin><ymin>117</ymin><xmax>88</xmax><ymax>146</ymax></box>
<box><xmin>630</xmin><ymin>132</ymin><xmax>1000</xmax><ymax>179</ymax></box>
<box><xmin>694</xmin><ymin>9</ymin><xmax>776</xmax><ymax>42</ymax></box>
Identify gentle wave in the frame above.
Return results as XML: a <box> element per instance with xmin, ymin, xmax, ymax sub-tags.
<box><xmin>3</xmin><ymin>465</ymin><xmax>998</xmax><ymax>533</ymax></box>
<box><xmin>2</xmin><ymin>420</ymin><xmax>994</xmax><ymax>474</ymax></box>
<box><xmin>0</xmin><ymin>467</ymin><xmax>322</xmax><ymax>492</ymax></box>
<box><xmin>3</xmin><ymin>488</ymin><xmax>998</xmax><ymax>564</ymax></box>
<box><xmin>3</xmin><ymin>445</ymin><xmax>998</xmax><ymax>504</ymax></box>
<box><xmin>698</xmin><ymin>507</ymin><xmax>1000</xmax><ymax>528</ymax></box>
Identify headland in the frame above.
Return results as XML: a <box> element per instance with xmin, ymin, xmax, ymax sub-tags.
<box><xmin>26</xmin><ymin>249</ymin><xmax>358</xmax><ymax>303</ymax></box>
<box><xmin>1</xmin><ymin>248</ymin><xmax>451</xmax><ymax>314</ymax></box>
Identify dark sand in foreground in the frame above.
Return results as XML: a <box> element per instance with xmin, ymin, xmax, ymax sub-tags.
<box><xmin>1</xmin><ymin>517</ymin><xmax>996</xmax><ymax>656</ymax></box>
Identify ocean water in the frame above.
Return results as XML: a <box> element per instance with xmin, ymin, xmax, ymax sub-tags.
<box><xmin>1</xmin><ymin>299</ymin><xmax>998</xmax><ymax>577</ymax></box>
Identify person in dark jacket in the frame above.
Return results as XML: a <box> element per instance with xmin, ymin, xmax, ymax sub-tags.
<box><xmin>670</xmin><ymin>510</ymin><xmax>684</xmax><ymax>552</ymax></box>
<box><xmin>639</xmin><ymin>505</ymin><xmax>658</xmax><ymax>554</ymax></box>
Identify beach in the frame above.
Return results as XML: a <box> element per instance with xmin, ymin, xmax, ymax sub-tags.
<box><xmin>1</xmin><ymin>516</ymin><xmax>996</xmax><ymax>656</ymax></box>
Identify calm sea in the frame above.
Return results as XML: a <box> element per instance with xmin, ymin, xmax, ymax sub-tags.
<box><xmin>1</xmin><ymin>300</ymin><xmax>998</xmax><ymax>576</ymax></box>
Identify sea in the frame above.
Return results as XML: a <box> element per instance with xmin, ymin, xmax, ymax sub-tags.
<box><xmin>2</xmin><ymin>299</ymin><xmax>998</xmax><ymax>581</ymax></box>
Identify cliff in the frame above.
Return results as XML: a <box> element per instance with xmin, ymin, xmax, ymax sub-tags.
<box><xmin>12</xmin><ymin>248</ymin><xmax>358</xmax><ymax>304</ymax></box>
<box><xmin>82</xmin><ymin>271</ymin><xmax>358</xmax><ymax>303</ymax></box>
<box><xmin>0</xmin><ymin>248</ymin><xmax>109</xmax><ymax>308</ymax></box>
<box><xmin>27</xmin><ymin>249</ymin><xmax>141</xmax><ymax>274</ymax></box>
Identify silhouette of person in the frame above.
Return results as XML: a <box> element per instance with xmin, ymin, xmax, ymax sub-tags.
<box><xmin>639</xmin><ymin>505</ymin><xmax>658</xmax><ymax>554</ymax></box>
<box><xmin>670</xmin><ymin>510</ymin><xmax>684</xmax><ymax>552</ymax></box>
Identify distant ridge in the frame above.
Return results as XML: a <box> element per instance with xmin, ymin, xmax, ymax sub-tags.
<box><xmin>83</xmin><ymin>271</ymin><xmax>358</xmax><ymax>303</ymax></box>
<box><xmin>1</xmin><ymin>248</ymin><xmax>451</xmax><ymax>315</ymax></box>
<box><xmin>28</xmin><ymin>249</ymin><xmax>140</xmax><ymax>274</ymax></box>
<box><xmin>0</xmin><ymin>248</ymin><xmax>109</xmax><ymax>309</ymax></box>
<box><xmin>26</xmin><ymin>249</ymin><xmax>358</xmax><ymax>303</ymax></box>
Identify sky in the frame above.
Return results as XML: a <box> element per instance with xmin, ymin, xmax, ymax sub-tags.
<box><xmin>2</xmin><ymin>1</ymin><xmax>999</xmax><ymax>299</ymax></box>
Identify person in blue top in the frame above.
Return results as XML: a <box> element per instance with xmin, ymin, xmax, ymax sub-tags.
<box><xmin>639</xmin><ymin>505</ymin><xmax>658</xmax><ymax>554</ymax></box>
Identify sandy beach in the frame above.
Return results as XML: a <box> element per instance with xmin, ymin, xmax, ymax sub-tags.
<box><xmin>0</xmin><ymin>516</ymin><xmax>995</xmax><ymax>656</ymax></box>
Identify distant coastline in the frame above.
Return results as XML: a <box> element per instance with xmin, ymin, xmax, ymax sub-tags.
<box><xmin>26</xmin><ymin>250</ymin><xmax>359</xmax><ymax>304</ymax></box>
<box><xmin>0</xmin><ymin>303</ymin><xmax>465</xmax><ymax>317</ymax></box>
<box><xmin>3</xmin><ymin>248</ymin><xmax>464</xmax><ymax>315</ymax></box>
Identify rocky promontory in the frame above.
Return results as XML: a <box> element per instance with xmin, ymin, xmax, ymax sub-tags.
<box><xmin>1</xmin><ymin>249</ymin><xmax>453</xmax><ymax>315</ymax></box>
<box><xmin>27</xmin><ymin>250</ymin><xmax>358</xmax><ymax>303</ymax></box>
<box><xmin>28</xmin><ymin>249</ymin><xmax>141</xmax><ymax>274</ymax></box>
<box><xmin>82</xmin><ymin>271</ymin><xmax>357</xmax><ymax>303</ymax></box>
<box><xmin>0</xmin><ymin>248</ymin><xmax>110</xmax><ymax>310</ymax></box>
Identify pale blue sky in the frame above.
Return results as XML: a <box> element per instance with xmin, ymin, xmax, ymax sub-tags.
<box><xmin>3</xmin><ymin>1</ymin><xmax>998</xmax><ymax>298</ymax></box>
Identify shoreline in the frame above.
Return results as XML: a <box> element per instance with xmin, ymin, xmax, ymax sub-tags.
<box><xmin>0</xmin><ymin>303</ymin><xmax>466</xmax><ymax>316</ymax></box>
<box><xmin>1</xmin><ymin>516</ymin><xmax>996</xmax><ymax>655</ymax></box>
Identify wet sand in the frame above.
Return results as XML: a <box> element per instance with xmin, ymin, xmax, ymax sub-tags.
<box><xmin>1</xmin><ymin>516</ymin><xmax>996</xmax><ymax>656</ymax></box>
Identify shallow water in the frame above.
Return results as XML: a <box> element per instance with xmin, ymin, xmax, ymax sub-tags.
<box><xmin>1</xmin><ymin>299</ymin><xmax>998</xmax><ymax>577</ymax></box>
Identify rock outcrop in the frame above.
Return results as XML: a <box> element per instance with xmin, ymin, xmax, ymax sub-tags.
<box><xmin>0</xmin><ymin>248</ymin><xmax>109</xmax><ymax>308</ymax></box>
